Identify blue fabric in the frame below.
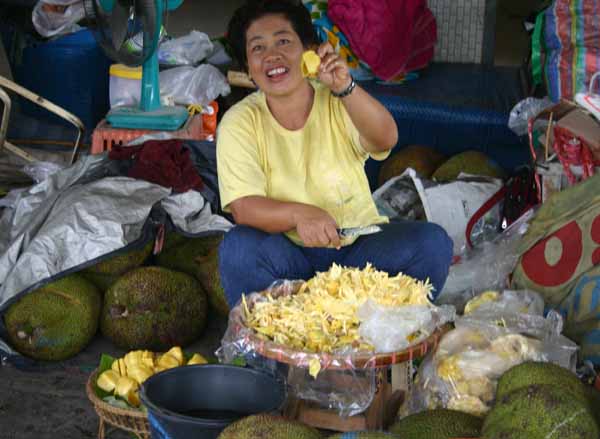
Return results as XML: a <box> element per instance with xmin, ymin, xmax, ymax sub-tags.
<box><xmin>218</xmin><ymin>220</ymin><xmax>453</xmax><ymax>307</ymax></box>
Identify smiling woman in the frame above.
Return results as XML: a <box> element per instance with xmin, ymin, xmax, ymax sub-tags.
<box><xmin>216</xmin><ymin>0</ymin><xmax>453</xmax><ymax>307</ymax></box>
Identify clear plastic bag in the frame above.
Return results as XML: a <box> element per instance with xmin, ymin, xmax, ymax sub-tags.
<box><xmin>217</xmin><ymin>278</ymin><xmax>454</xmax><ymax>417</ymax></box>
<box><xmin>22</xmin><ymin>161</ymin><xmax>64</xmax><ymax>183</ymax></box>
<box><xmin>32</xmin><ymin>0</ymin><xmax>85</xmax><ymax>38</ymax></box>
<box><xmin>463</xmin><ymin>289</ymin><xmax>545</xmax><ymax>317</ymax></box>
<box><xmin>158</xmin><ymin>31</ymin><xmax>214</xmax><ymax>66</ymax></box>
<box><xmin>435</xmin><ymin>208</ymin><xmax>535</xmax><ymax>312</ymax></box>
<box><xmin>410</xmin><ymin>312</ymin><xmax>578</xmax><ymax>417</ymax></box>
<box><xmin>508</xmin><ymin>97</ymin><xmax>553</xmax><ymax>136</ymax></box>
<box><xmin>160</xmin><ymin>64</ymin><xmax>230</xmax><ymax>106</ymax></box>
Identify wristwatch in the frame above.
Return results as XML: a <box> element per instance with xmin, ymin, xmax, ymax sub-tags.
<box><xmin>331</xmin><ymin>77</ymin><xmax>356</xmax><ymax>98</ymax></box>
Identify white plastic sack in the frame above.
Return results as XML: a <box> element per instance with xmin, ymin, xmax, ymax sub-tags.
<box><xmin>160</xmin><ymin>64</ymin><xmax>230</xmax><ymax>106</ymax></box>
<box><xmin>508</xmin><ymin>97</ymin><xmax>553</xmax><ymax>136</ymax></box>
<box><xmin>32</xmin><ymin>0</ymin><xmax>85</xmax><ymax>38</ymax></box>
<box><xmin>159</xmin><ymin>31</ymin><xmax>214</xmax><ymax>66</ymax></box>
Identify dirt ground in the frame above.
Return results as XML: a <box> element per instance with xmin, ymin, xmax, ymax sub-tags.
<box><xmin>0</xmin><ymin>315</ymin><xmax>228</xmax><ymax>439</ymax></box>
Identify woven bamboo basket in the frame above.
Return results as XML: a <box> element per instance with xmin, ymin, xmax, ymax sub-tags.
<box><xmin>86</xmin><ymin>369</ymin><xmax>150</xmax><ymax>439</ymax></box>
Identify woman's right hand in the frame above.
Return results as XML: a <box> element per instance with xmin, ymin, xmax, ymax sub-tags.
<box><xmin>292</xmin><ymin>204</ymin><xmax>341</xmax><ymax>249</ymax></box>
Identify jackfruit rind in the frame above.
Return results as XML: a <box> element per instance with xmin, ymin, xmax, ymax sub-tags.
<box><xmin>482</xmin><ymin>384</ymin><xmax>598</xmax><ymax>439</ymax></box>
<box><xmin>329</xmin><ymin>432</ymin><xmax>399</xmax><ymax>438</ymax></box>
<box><xmin>217</xmin><ymin>414</ymin><xmax>322</xmax><ymax>439</ymax></box>
<box><xmin>432</xmin><ymin>150</ymin><xmax>505</xmax><ymax>182</ymax></box>
<box><xmin>81</xmin><ymin>241</ymin><xmax>154</xmax><ymax>290</ymax></box>
<box><xmin>389</xmin><ymin>409</ymin><xmax>482</xmax><ymax>439</ymax></box>
<box><xmin>101</xmin><ymin>266</ymin><xmax>207</xmax><ymax>351</ymax></box>
<box><xmin>495</xmin><ymin>361</ymin><xmax>588</xmax><ymax>404</ymax></box>
<box><xmin>378</xmin><ymin>145</ymin><xmax>446</xmax><ymax>186</ymax></box>
<box><xmin>155</xmin><ymin>234</ymin><xmax>228</xmax><ymax>315</ymax></box>
<box><xmin>4</xmin><ymin>274</ymin><xmax>101</xmax><ymax>361</ymax></box>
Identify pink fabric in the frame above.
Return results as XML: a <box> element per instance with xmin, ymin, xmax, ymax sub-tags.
<box><xmin>328</xmin><ymin>0</ymin><xmax>437</xmax><ymax>81</ymax></box>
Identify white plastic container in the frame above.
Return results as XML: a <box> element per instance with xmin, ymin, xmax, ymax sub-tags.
<box><xmin>109</xmin><ymin>63</ymin><xmax>142</xmax><ymax>108</ymax></box>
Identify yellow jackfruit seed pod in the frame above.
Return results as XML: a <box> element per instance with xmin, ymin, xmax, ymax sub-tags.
<box><xmin>157</xmin><ymin>354</ymin><xmax>180</xmax><ymax>370</ymax></box>
<box><xmin>97</xmin><ymin>370</ymin><xmax>120</xmax><ymax>393</ymax></box>
<box><xmin>141</xmin><ymin>350</ymin><xmax>155</xmax><ymax>369</ymax></box>
<box><xmin>124</xmin><ymin>350</ymin><xmax>144</xmax><ymax>370</ymax></box>
<box><xmin>112</xmin><ymin>358</ymin><xmax>127</xmax><ymax>376</ymax></box>
<box><xmin>187</xmin><ymin>353</ymin><xmax>208</xmax><ymax>365</ymax></box>
<box><xmin>464</xmin><ymin>291</ymin><xmax>499</xmax><ymax>315</ymax></box>
<box><xmin>301</xmin><ymin>50</ymin><xmax>320</xmax><ymax>77</ymax></box>
<box><xmin>127</xmin><ymin>390</ymin><xmax>141</xmax><ymax>407</ymax></box>
<box><xmin>164</xmin><ymin>346</ymin><xmax>184</xmax><ymax>366</ymax></box>
<box><xmin>127</xmin><ymin>365</ymin><xmax>154</xmax><ymax>384</ymax></box>
<box><xmin>115</xmin><ymin>376</ymin><xmax>139</xmax><ymax>400</ymax></box>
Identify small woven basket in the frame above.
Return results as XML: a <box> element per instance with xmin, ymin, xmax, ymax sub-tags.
<box><xmin>86</xmin><ymin>369</ymin><xmax>151</xmax><ymax>439</ymax></box>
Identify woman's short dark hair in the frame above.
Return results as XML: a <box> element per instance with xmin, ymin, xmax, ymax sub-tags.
<box><xmin>227</xmin><ymin>0</ymin><xmax>317</xmax><ymax>71</ymax></box>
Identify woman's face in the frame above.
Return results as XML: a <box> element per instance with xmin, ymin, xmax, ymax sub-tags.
<box><xmin>245</xmin><ymin>14</ymin><xmax>306</xmax><ymax>97</ymax></box>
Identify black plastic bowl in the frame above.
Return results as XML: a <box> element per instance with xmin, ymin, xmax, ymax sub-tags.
<box><xmin>139</xmin><ymin>364</ymin><xmax>287</xmax><ymax>439</ymax></box>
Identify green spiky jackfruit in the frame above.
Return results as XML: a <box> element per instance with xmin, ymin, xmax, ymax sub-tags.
<box><xmin>482</xmin><ymin>384</ymin><xmax>598</xmax><ymax>439</ymax></box>
<box><xmin>4</xmin><ymin>274</ymin><xmax>101</xmax><ymax>361</ymax></box>
<box><xmin>496</xmin><ymin>362</ymin><xmax>588</xmax><ymax>404</ymax></box>
<box><xmin>81</xmin><ymin>241</ymin><xmax>153</xmax><ymax>291</ymax></box>
<box><xmin>217</xmin><ymin>414</ymin><xmax>322</xmax><ymax>439</ymax></box>
<box><xmin>378</xmin><ymin>145</ymin><xmax>446</xmax><ymax>187</ymax></box>
<box><xmin>389</xmin><ymin>409</ymin><xmax>482</xmax><ymax>439</ymax></box>
<box><xmin>329</xmin><ymin>432</ymin><xmax>399</xmax><ymax>438</ymax></box>
<box><xmin>155</xmin><ymin>234</ymin><xmax>228</xmax><ymax>316</ymax></box>
<box><xmin>432</xmin><ymin>150</ymin><xmax>505</xmax><ymax>182</ymax></box>
<box><xmin>100</xmin><ymin>266</ymin><xmax>207</xmax><ymax>351</ymax></box>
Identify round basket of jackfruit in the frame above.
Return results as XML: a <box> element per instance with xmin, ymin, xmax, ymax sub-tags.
<box><xmin>222</xmin><ymin>263</ymin><xmax>455</xmax><ymax>377</ymax></box>
<box><xmin>86</xmin><ymin>347</ymin><xmax>208</xmax><ymax>439</ymax></box>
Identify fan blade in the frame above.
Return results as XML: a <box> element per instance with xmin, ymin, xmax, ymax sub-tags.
<box><xmin>109</xmin><ymin>0</ymin><xmax>131</xmax><ymax>50</ymax></box>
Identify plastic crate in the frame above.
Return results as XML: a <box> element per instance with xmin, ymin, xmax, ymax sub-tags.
<box><xmin>90</xmin><ymin>102</ymin><xmax>218</xmax><ymax>154</ymax></box>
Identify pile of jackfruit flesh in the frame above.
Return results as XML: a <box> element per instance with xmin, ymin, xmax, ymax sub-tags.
<box><xmin>242</xmin><ymin>263</ymin><xmax>433</xmax><ymax>354</ymax></box>
<box><xmin>96</xmin><ymin>347</ymin><xmax>207</xmax><ymax>407</ymax></box>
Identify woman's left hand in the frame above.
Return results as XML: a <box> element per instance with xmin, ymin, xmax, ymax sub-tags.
<box><xmin>317</xmin><ymin>42</ymin><xmax>352</xmax><ymax>95</ymax></box>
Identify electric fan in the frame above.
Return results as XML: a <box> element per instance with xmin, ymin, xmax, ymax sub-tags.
<box><xmin>84</xmin><ymin>0</ymin><xmax>188</xmax><ymax>130</ymax></box>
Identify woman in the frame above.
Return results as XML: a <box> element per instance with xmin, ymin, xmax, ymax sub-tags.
<box><xmin>217</xmin><ymin>0</ymin><xmax>452</xmax><ymax>307</ymax></box>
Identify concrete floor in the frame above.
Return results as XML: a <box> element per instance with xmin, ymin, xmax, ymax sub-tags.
<box><xmin>0</xmin><ymin>315</ymin><xmax>228</xmax><ymax>439</ymax></box>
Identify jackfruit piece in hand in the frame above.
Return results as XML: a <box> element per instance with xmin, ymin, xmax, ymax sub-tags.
<box><xmin>187</xmin><ymin>353</ymin><xmax>208</xmax><ymax>365</ymax></box>
<box><xmin>127</xmin><ymin>364</ymin><xmax>154</xmax><ymax>384</ymax></box>
<box><xmin>164</xmin><ymin>346</ymin><xmax>184</xmax><ymax>366</ymax></box>
<box><xmin>115</xmin><ymin>376</ymin><xmax>139</xmax><ymax>400</ymax></box>
<box><xmin>157</xmin><ymin>353</ymin><xmax>180</xmax><ymax>370</ymax></box>
<box><xmin>97</xmin><ymin>370</ymin><xmax>120</xmax><ymax>393</ymax></box>
<box><xmin>301</xmin><ymin>50</ymin><xmax>320</xmax><ymax>77</ymax></box>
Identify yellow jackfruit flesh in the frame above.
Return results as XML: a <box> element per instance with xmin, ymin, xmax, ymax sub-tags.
<box><xmin>464</xmin><ymin>291</ymin><xmax>499</xmax><ymax>315</ymax></box>
<box><xmin>301</xmin><ymin>50</ymin><xmax>320</xmax><ymax>77</ymax></box>
<box><xmin>115</xmin><ymin>376</ymin><xmax>139</xmax><ymax>399</ymax></box>
<box><xmin>124</xmin><ymin>350</ymin><xmax>143</xmax><ymax>370</ymax></box>
<box><xmin>187</xmin><ymin>353</ymin><xmax>208</xmax><ymax>365</ymax></box>
<box><xmin>157</xmin><ymin>353</ymin><xmax>180</xmax><ymax>370</ymax></box>
<box><xmin>97</xmin><ymin>370</ymin><xmax>120</xmax><ymax>393</ymax></box>
<box><xmin>141</xmin><ymin>350</ymin><xmax>155</xmax><ymax>369</ymax></box>
<box><xmin>165</xmin><ymin>346</ymin><xmax>184</xmax><ymax>366</ymax></box>
<box><xmin>127</xmin><ymin>364</ymin><xmax>154</xmax><ymax>384</ymax></box>
<box><xmin>111</xmin><ymin>358</ymin><xmax>128</xmax><ymax>376</ymax></box>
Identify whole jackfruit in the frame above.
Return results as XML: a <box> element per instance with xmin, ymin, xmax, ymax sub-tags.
<box><xmin>100</xmin><ymin>266</ymin><xmax>207</xmax><ymax>351</ymax></box>
<box><xmin>482</xmin><ymin>384</ymin><xmax>598</xmax><ymax>439</ymax></box>
<box><xmin>389</xmin><ymin>409</ymin><xmax>482</xmax><ymax>439</ymax></box>
<box><xmin>4</xmin><ymin>274</ymin><xmax>101</xmax><ymax>361</ymax></box>
<box><xmin>495</xmin><ymin>362</ymin><xmax>588</xmax><ymax>405</ymax></box>
<box><xmin>378</xmin><ymin>145</ymin><xmax>446</xmax><ymax>186</ymax></box>
<box><xmin>329</xmin><ymin>432</ymin><xmax>399</xmax><ymax>438</ymax></box>
<box><xmin>432</xmin><ymin>150</ymin><xmax>505</xmax><ymax>182</ymax></box>
<box><xmin>155</xmin><ymin>234</ymin><xmax>228</xmax><ymax>316</ymax></box>
<box><xmin>217</xmin><ymin>414</ymin><xmax>322</xmax><ymax>439</ymax></box>
<box><xmin>81</xmin><ymin>241</ymin><xmax>153</xmax><ymax>292</ymax></box>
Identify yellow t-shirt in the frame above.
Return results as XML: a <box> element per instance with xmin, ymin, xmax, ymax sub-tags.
<box><xmin>216</xmin><ymin>81</ymin><xmax>389</xmax><ymax>246</ymax></box>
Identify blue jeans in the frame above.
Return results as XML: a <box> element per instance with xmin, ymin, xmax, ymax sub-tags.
<box><xmin>218</xmin><ymin>220</ymin><xmax>453</xmax><ymax>307</ymax></box>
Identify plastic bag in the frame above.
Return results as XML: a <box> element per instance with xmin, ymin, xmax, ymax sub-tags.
<box><xmin>508</xmin><ymin>97</ymin><xmax>553</xmax><ymax>136</ymax></box>
<box><xmin>158</xmin><ymin>31</ymin><xmax>214</xmax><ymax>66</ymax></box>
<box><xmin>22</xmin><ymin>161</ymin><xmax>65</xmax><ymax>183</ymax></box>
<box><xmin>32</xmin><ymin>0</ymin><xmax>85</xmax><ymax>38</ymax></box>
<box><xmin>463</xmin><ymin>289</ymin><xmax>545</xmax><ymax>317</ymax></box>
<box><xmin>357</xmin><ymin>301</ymin><xmax>455</xmax><ymax>353</ymax></box>
<box><xmin>410</xmin><ymin>311</ymin><xmax>578</xmax><ymax>417</ymax></box>
<box><xmin>435</xmin><ymin>208</ymin><xmax>534</xmax><ymax>312</ymax></box>
<box><xmin>160</xmin><ymin>64</ymin><xmax>230</xmax><ymax>107</ymax></box>
<box><xmin>217</xmin><ymin>277</ymin><xmax>454</xmax><ymax>417</ymax></box>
